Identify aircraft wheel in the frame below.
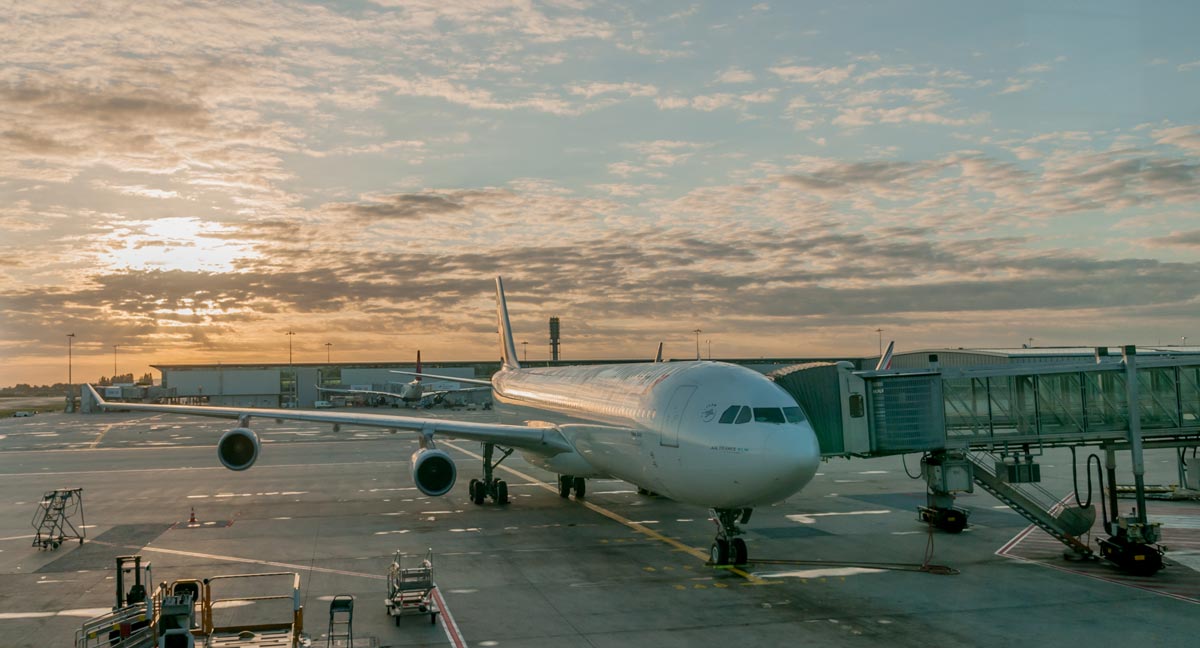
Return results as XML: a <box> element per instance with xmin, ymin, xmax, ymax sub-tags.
<box><xmin>468</xmin><ymin>479</ymin><xmax>479</xmax><ymax>503</ymax></box>
<box><xmin>558</xmin><ymin>475</ymin><xmax>572</xmax><ymax>498</ymax></box>
<box><xmin>572</xmin><ymin>477</ymin><xmax>586</xmax><ymax>498</ymax></box>
<box><xmin>495</xmin><ymin>480</ymin><xmax>509</xmax><ymax>505</ymax></box>
<box><xmin>472</xmin><ymin>481</ymin><xmax>485</xmax><ymax>505</ymax></box>
<box><xmin>731</xmin><ymin>538</ymin><xmax>748</xmax><ymax>565</ymax></box>
<box><xmin>710</xmin><ymin>539</ymin><xmax>729</xmax><ymax>566</ymax></box>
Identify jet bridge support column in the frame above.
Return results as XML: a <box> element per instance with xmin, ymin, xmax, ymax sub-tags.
<box><xmin>1096</xmin><ymin>346</ymin><xmax>1164</xmax><ymax>575</ymax></box>
<box><xmin>918</xmin><ymin>451</ymin><xmax>973</xmax><ymax>533</ymax></box>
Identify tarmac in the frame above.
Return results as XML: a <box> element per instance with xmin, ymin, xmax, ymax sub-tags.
<box><xmin>1</xmin><ymin>407</ymin><xmax>1198</xmax><ymax>647</ymax></box>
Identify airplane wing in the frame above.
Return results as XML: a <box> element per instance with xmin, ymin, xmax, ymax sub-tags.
<box><xmin>85</xmin><ymin>384</ymin><xmax>570</xmax><ymax>455</ymax></box>
<box><xmin>317</xmin><ymin>386</ymin><xmax>406</xmax><ymax>398</ymax></box>
<box><xmin>389</xmin><ymin>370</ymin><xmax>492</xmax><ymax>386</ymax></box>
<box><xmin>421</xmin><ymin>386</ymin><xmax>492</xmax><ymax>398</ymax></box>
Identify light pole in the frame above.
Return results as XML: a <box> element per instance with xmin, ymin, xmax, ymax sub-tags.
<box><xmin>112</xmin><ymin>344</ymin><xmax>120</xmax><ymax>379</ymax></box>
<box><xmin>693</xmin><ymin>329</ymin><xmax>702</xmax><ymax>361</ymax></box>
<box><xmin>286</xmin><ymin>331</ymin><xmax>296</xmax><ymax>407</ymax></box>
<box><xmin>67</xmin><ymin>333</ymin><xmax>75</xmax><ymax>411</ymax></box>
<box><xmin>325</xmin><ymin>342</ymin><xmax>332</xmax><ymax>363</ymax></box>
<box><xmin>875</xmin><ymin>328</ymin><xmax>884</xmax><ymax>357</ymax></box>
<box><xmin>707</xmin><ymin>339</ymin><xmax>711</xmax><ymax>360</ymax></box>
<box><xmin>1027</xmin><ymin>337</ymin><xmax>1035</xmax><ymax>349</ymax></box>
<box><xmin>521</xmin><ymin>341</ymin><xmax>528</xmax><ymax>363</ymax></box>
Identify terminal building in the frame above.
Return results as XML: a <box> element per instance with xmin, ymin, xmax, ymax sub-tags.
<box><xmin>99</xmin><ymin>346</ymin><xmax>1198</xmax><ymax>411</ymax></box>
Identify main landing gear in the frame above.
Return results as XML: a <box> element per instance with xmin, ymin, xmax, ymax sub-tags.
<box><xmin>558</xmin><ymin>475</ymin><xmax>586</xmax><ymax>499</ymax></box>
<box><xmin>709</xmin><ymin>508</ymin><xmax>752</xmax><ymax>566</ymax></box>
<box><xmin>468</xmin><ymin>443</ymin><xmax>513</xmax><ymax>505</ymax></box>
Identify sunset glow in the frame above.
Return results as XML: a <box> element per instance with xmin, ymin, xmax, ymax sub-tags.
<box><xmin>1</xmin><ymin>2</ymin><xmax>1198</xmax><ymax>386</ymax></box>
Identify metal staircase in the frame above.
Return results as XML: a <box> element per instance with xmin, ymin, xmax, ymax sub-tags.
<box><xmin>32</xmin><ymin>487</ymin><xmax>86</xmax><ymax>549</ymax></box>
<box><xmin>966</xmin><ymin>452</ymin><xmax>1093</xmax><ymax>558</ymax></box>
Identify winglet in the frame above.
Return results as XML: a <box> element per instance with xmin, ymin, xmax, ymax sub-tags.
<box><xmin>654</xmin><ymin>342</ymin><xmax>664</xmax><ymax>363</ymax></box>
<box><xmin>496</xmin><ymin>277</ymin><xmax>521</xmax><ymax>370</ymax></box>
<box><xmin>875</xmin><ymin>340</ymin><xmax>895</xmax><ymax>370</ymax></box>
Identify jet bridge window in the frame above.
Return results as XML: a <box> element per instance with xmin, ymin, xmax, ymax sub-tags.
<box><xmin>718</xmin><ymin>405</ymin><xmax>741</xmax><ymax>424</ymax></box>
<box><xmin>753</xmin><ymin>407</ymin><xmax>786</xmax><ymax>424</ymax></box>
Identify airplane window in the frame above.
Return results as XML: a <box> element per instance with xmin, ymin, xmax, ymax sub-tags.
<box><xmin>734</xmin><ymin>406</ymin><xmax>751</xmax><ymax>424</ymax></box>
<box><xmin>718</xmin><ymin>405</ymin><xmax>740</xmax><ymax>424</ymax></box>
<box><xmin>783</xmin><ymin>406</ymin><xmax>806</xmax><ymax>423</ymax></box>
<box><xmin>753</xmin><ymin>407</ymin><xmax>785</xmax><ymax>424</ymax></box>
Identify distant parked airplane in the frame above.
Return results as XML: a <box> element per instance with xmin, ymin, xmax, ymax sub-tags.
<box><xmin>317</xmin><ymin>351</ymin><xmax>486</xmax><ymax>406</ymax></box>
<box><xmin>89</xmin><ymin>277</ymin><xmax>821</xmax><ymax>565</ymax></box>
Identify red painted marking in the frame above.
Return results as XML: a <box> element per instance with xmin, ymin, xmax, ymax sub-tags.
<box><xmin>432</xmin><ymin>587</ymin><xmax>467</xmax><ymax>648</ymax></box>
<box><xmin>997</xmin><ymin>495</ymin><xmax>1200</xmax><ymax>605</ymax></box>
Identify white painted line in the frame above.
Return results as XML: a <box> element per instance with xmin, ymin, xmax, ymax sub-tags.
<box><xmin>0</xmin><ymin>608</ymin><xmax>110</xmax><ymax>620</ymax></box>
<box><xmin>786</xmin><ymin>510</ymin><xmax>891</xmax><ymax>524</ymax></box>
<box><xmin>757</xmin><ymin>567</ymin><xmax>886</xmax><ymax>579</ymax></box>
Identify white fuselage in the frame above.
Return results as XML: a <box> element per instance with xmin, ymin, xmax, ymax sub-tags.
<box><xmin>493</xmin><ymin>361</ymin><xmax>821</xmax><ymax>508</ymax></box>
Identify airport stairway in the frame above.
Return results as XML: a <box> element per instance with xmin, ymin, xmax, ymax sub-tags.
<box><xmin>32</xmin><ymin>487</ymin><xmax>85</xmax><ymax>549</ymax></box>
<box><xmin>967</xmin><ymin>451</ymin><xmax>1094</xmax><ymax>558</ymax></box>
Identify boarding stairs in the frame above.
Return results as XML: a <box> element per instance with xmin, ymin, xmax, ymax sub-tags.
<box><xmin>74</xmin><ymin>603</ymin><xmax>154</xmax><ymax>648</ymax></box>
<box><xmin>32</xmin><ymin>487</ymin><xmax>86</xmax><ymax>549</ymax></box>
<box><xmin>966</xmin><ymin>451</ymin><xmax>1094</xmax><ymax>558</ymax></box>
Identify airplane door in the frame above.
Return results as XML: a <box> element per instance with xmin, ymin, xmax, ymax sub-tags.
<box><xmin>660</xmin><ymin>385</ymin><xmax>697</xmax><ymax>447</ymax></box>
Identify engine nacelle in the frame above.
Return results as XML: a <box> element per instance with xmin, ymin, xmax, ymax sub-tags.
<box><xmin>411</xmin><ymin>448</ymin><xmax>456</xmax><ymax>496</ymax></box>
<box><xmin>217</xmin><ymin>427</ymin><xmax>260</xmax><ymax>471</ymax></box>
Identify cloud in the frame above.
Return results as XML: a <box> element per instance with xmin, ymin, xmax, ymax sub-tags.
<box><xmin>1178</xmin><ymin>60</ymin><xmax>1200</xmax><ymax>72</ymax></box>
<box><xmin>1145</xmin><ymin>229</ymin><xmax>1200</xmax><ymax>248</ymax></box>
<box><xmin>566</xmin><ymin>82</ymin><xmax>659</xmax><ymax>98</ymax></box>
<box><xmin>769</xmin><ymin>64</ymin><xmax>856</xmax><ymax>84</ymax></box>
<box><xmin>715</xmin><ymin>67</ymin><xmax>756</xmax><ymax>84</ymax></box>
<box><xmin>324</xmin><ymin>192</ymin><xmax>474</xmax><ymax>221</ymax></box>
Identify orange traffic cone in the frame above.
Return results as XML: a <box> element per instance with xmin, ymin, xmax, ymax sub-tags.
<box><xmin>188</xmin><ymin>507</ymin><xmax>198</xmax><ymax>527</ymax></box>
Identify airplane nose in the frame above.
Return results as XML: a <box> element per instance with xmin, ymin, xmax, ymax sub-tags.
<box><xmin>763</xmin><ymin>423</ymin><xmax>821</xmax><ymax>493</ymax></box>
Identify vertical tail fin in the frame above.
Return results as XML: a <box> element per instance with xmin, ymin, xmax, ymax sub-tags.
<box><xmin>875</xmin><ymin>340</ymin><xmax>895</xmax><ymax>370</ymax></box>
<box><xmin>495</xmin><ymin>277</ymin><xmax>521</xmax><ymax>370</ymax></box>
<box><xmin>415</xmin><ymin>350</ymin><xmax>422</xmax><ymax>382</ymax></box>
<box><xmin>654</xmin><ymin>342</ymin><xmax>664</xmax><ymax>363</ymax></box>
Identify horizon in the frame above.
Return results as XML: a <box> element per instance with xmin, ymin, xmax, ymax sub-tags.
<box><xmin>2</xmin><ymin>2</ymin><xmax>1198</xmax><ymax>386</ymax></box>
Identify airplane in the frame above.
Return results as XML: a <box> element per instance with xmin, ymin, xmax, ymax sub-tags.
<box><xmin>317</xmin><ymin>351</ymin><xmax>487</xmax><ymax>407</ymax></box>
<box><xmin>88</xmin><ymin>277</ymin><xmax>821</xmax><ymax>566</ymax></box>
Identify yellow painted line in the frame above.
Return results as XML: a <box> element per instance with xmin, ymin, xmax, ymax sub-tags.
<box><xmin>90</xmin><ymin>415</ymin><xmax>164</xmax><ymax>449</ymax></box>
<box><xmin>441</xmin><ymin>440</ymin><xmax>769</xmax><ymax>585</ymax></box>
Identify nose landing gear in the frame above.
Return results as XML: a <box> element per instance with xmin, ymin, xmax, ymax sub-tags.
<box><xmin>468</xmin><ymin>443</ymin><xmax>513</xmax><ymax>505</ymax></box>
<box><xmin>709</xmin><ymin>508</ymin><xmax>752</xmax><ymax>566</ymax></box>
<box><xmin>558</xmin><ymin>475</ymin><xmax>586</xmax><ymax>498</ymax></box>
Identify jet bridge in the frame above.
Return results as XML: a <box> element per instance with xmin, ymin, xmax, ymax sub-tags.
<box><xmin>771</xmin><ymin>347</ymin><xmax>1200</xmax><ymax>575</ymax></box>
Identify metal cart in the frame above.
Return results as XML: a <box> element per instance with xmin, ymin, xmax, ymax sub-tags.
<box><xmin>385</xmin><ymin>548</ymin><xmax>439</xmax><ymax>626</ymax></box>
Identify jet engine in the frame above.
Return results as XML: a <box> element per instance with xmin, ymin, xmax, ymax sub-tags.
<box><xmin>217</xmin><ymin>427</ymin><xmax>260</xmax><ymax>471</ymax></box>
<box><xmin>411</xmin><ymin>448</ymin><xmax>456</xmax><ymax>496</ymax></box>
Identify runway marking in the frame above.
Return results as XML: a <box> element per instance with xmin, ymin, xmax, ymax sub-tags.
<box><xmin>757</xmin><ymin>567</ymin><xmax>885</xmax><ymax>579</ymax></box>
<box><xmin>786</xmin><ymin>510</ymin><xmax>890</xmax><ymax>524</ymax></box>
<box><xmin>90</xmin><ymin>415</ymin><xmax>164</xmax><ymax>448</ymax></box>
<box><xmin>86</xmin><ymin>540</ymin><xmax>469</xmax><ymax>646</ymax></box>
<box><xmin>440</xmin><ymin>440</ymin><xmax>768</xmax><ymax>585</ymax></box>
<box><xmin>0</xmin><ymin>608</ymin><xmax>110</xmax><ymax>620</ymax></box>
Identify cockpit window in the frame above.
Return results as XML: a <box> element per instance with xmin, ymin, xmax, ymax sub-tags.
<box><xmin>718</xmin><ymin>405</ymin><xmax>740</xmax><ymax>424</ymax></box>
<box><xmin>734</xmin><ymin>406</ymin><xmax>751</xmax><ymax>424</ymax></box>
<box><xmin>783</xmin><ymin>406</ymin><xmax>806</xmax><ymax>423</ymax></box>
<box><xmin>753</xmin><ymin>407</ymin><xmax>785</xmax><ymax>424</ymax></box>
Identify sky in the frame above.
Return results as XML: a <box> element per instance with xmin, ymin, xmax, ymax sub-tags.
<box><xmin>2</xmin><ymin>1</ymin><xmax>1199</xmax><ymax>386</ymax></box>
